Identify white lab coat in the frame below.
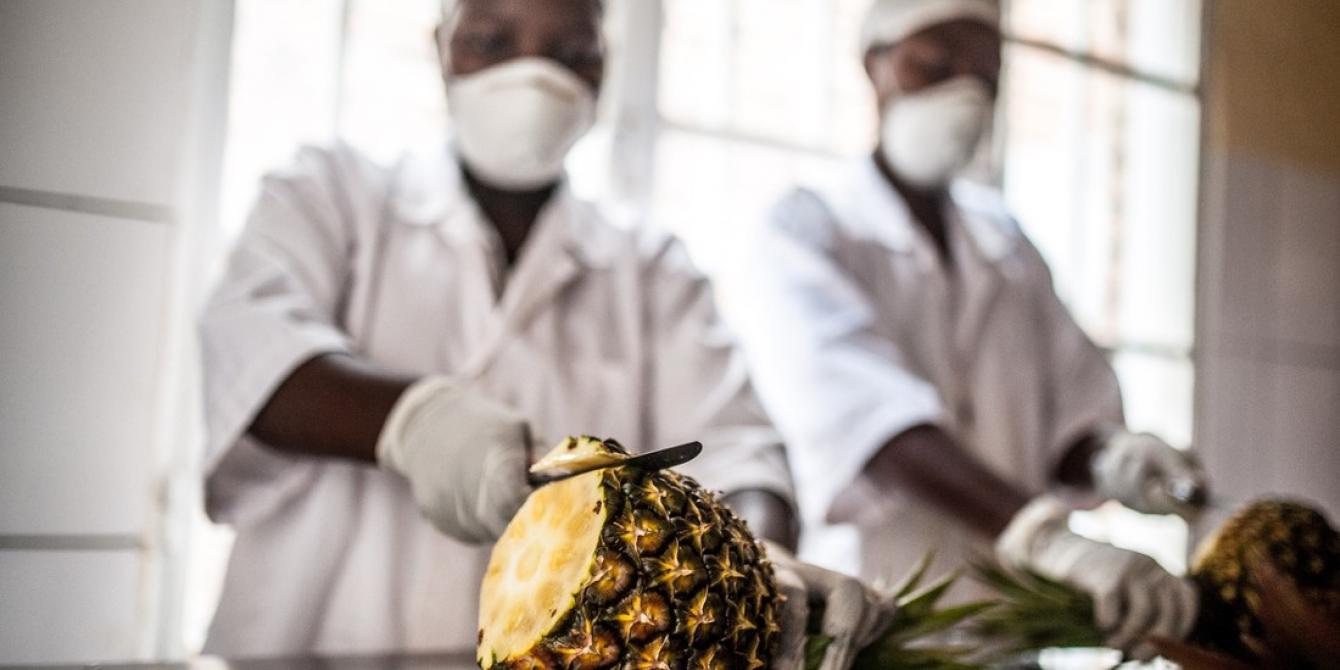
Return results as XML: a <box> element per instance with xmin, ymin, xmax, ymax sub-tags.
<box><xmin>199</xmin><ymin>143</ymin><xmax>792</xmax><ymax>657</ymax></box>
<box><xmin>717</xmin><ymin>158</ymin><xmax>1122</xmax><ymax>589</ymax></box>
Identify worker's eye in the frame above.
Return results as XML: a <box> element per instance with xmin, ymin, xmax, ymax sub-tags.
<box><xmin>458</xmin><ymin>27</ymin><xmax>513</xmax><ymax>59</ymax></box>
<box><xmin>553</xmin><ymin>41</ymin><xmax>603</xmax><ymax>77</ymax></box>
<box><xmin>908</xmin><ymin>52</ymin><xmax>953</xmax><ymax>84</ymax></box>
<box><xmin>895</xmin><ymin>39</ymin><xmax>953</xmax><ymax>82</ymax></box>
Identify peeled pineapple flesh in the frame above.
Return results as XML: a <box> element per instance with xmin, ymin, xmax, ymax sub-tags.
<box><xmin>1189</xmin><ymin>499</ymin><xmax>1340</xmax><ymax>657</ymax></box>
<box><xmin>479</xmin><ymin>436</ymin><xmax>781</xmax><ymax>670</ymax></box>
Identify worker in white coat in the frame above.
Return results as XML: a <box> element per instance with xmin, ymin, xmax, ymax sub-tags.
<box><xmin>199</xmin><ymin>0</ymin><xmax>892</xmax><ymax>664</ymax></box>
<box><xmin>715</xmin><ymin>0</ymin><xmax>1209</xmax><ymax>659</ymax></box>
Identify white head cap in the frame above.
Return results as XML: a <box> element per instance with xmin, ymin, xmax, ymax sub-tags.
<box><xmin>859</xmin><ymin>0</ymin><xmax>1000</xmax><ymax>53</ymax></box>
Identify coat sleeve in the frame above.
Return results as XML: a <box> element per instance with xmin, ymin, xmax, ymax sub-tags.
<box><xmin>198</xmin><ymin>145</ymin><xmax>371</xmax><ymax>525</ymax></box>
<box><xmin>1023</xmin><ymin>241</ymin><xmax>1125</xmax><ymax>463</ymax></box>
<box><xmin>640</xmin><ymin>236</ymin><xmax>795</xmax><ymax>507</ymax></box>
<box><xmin>713</xmin><ymin>189</ymin><xmax>948</xmax><ymax>524</ymax></box>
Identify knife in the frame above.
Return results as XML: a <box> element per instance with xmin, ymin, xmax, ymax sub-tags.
<box><xmin>527</xmin><ymin>441</ymin><xmax>704</xmax><ymax>487</ymax></box>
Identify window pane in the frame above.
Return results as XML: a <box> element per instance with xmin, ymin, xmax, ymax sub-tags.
<box><xmin>1005</xmin><ymin>0</ymin><xmax>1202</xmax><ymax>87</ymax></box>
<box><xmin>1000</xmin><ymin>45</ymin><xmax>1198</xmax><ymax>351</ymax></box>
<box><xmin>1000</xmin><ymin>46</ymin><xmax>1123</xmax><ymax>343</ymax></box>
<box><xmin>659</xmin><ymin>0</ymin><xmax>873</xmax><ymax>154</ymax></box>
<box><xmin>1117</xmin><ymin>81</ymin><xmax>1199</xmax><ymax>351</ymax></box>
<box><xmin>650</xmin><ymin>129</ymin><xmax>841</xmax><ymax>273</ymax></box>
<box><xmin>340</xmin><ymin>0</ymin><xmax>447</xmax><ymax>164</ymax></box>
<box><xmin>221</xmin><ymin>0</ymin><xmax>346</xmax><ymax>237</ymax></box>
<box><xmin>1112</xmin><ymin>350</ymin><xmax>1195</xmax><ymax>448</ymax></box>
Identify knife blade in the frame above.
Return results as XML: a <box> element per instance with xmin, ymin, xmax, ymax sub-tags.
<box><xmin>528</xmin><ymin>441</ymin><xmax>703</xmax><ymax>487</ymax></box>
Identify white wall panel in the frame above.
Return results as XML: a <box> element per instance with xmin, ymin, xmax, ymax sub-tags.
<box><xmin>1269</xmin><ymin>362</ymin><xmax>1340</xmax><ymax>515</ymax></box>
<box><xmin>0</xmin><ymin>550</ymin><xmax>147</xmax><ymax>664</ymax></box>
<box><xmin>1195</xmin><ymin>353</ymin><xmax>1277</xmax><ymax>503</ymax></box>
<box><xmin>1197</xmin><ymin>151</ymin><xmax>1282</xmax><ymax>351</ymax></box>
<box><xmin>1197</xmin><ymin>149</ymin><xmax>1340</xmax><ymax>521</ymax></box>
<box><xmin>1274</xmin><ymin>167</ymin><xmax>1340</xmax><ymax>351</ymax></box>
<box><xmin>0</xmin><ymin>203</ymin><xmax>170</xmax><ymax>536</ymax></box>
<box><xmin>0</xmin><ymin>0</ymin><xmax>199</xmax><ymax>207</ymax></box>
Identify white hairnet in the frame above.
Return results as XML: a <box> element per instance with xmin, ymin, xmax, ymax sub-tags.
<box><xmin>859</xmin><ymin>0</ymin><xmax>999</xmax><ymax>53</ymax></box>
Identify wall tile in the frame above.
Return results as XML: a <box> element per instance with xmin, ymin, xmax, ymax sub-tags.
<box><xmin>0</xmin><ymin>0</ymin><xmax>199</xmax><ymax>207</ymax></box>
<box><xmin>1196</xmin><ymin>150</ymin><xmax>1283</xmax><ymax>354</ymax></box>
<box><xmin>1273</xmin><ymin>166</ymin><xmax>1340</xmax><ymax>352</ymax></box>
<box><xmin>1195</xmin><ymin>352</ymin><xmax>1279</xmax><ymax>504</ymax></box>
<box><xmin>0</xmin><ymin>204</ymin><xmax>169</xmax><ymax>536</ymax></box>
<box><xmin>0</xmin><ymin>550</ymin><xmax>147</xmax><ymax>664</ymax></box>
<box><xmin>1267</xmin><ymin>361</ymin><xmax>1340</xmax><ymax>517</ymax></box>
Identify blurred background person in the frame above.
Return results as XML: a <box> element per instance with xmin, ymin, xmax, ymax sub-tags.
<box><xmin>196</xmin><ymin>0</ymin><xmax>889</xmax><ymax>663</ymax></box>
<box><xmin>717</xmin><ymin>0</ymin><xmax>1207</xmax><ymax>658</ymax></box>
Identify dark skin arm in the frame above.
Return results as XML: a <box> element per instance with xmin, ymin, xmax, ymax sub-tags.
<box><xmin>248</xmin><ymin>353</ymin><xmax>415</xmax><ymax>463</ymax></box>
<box><xmin>252</xmin><ymin>355</ymin><xmax>804</xmax><ymax>550</ymax></box>
<box><xmin>839</xmin><ymin>425</ymin><xmax>1101</xmax><ymax>538</ymax></box>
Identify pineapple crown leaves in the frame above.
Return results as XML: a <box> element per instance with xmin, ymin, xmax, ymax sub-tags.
<box><xmin>966</xmin><ymin>558</ymin><xmax>1106</xmax><ymax>655</ymax></box>
<box><xmin>802</xmin><ymin>553</ymin><xmax>995</xmax><ymax>670</ymax></box>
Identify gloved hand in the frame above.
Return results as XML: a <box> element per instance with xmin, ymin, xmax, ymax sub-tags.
<box><xmin>764</xmin><ymin>541</ymin><xmax>895</xmax><ymax>670</ymax></box>
<box><xmin>1092</xmin><ymin>429</ymin><xmax>1207</xmax><ymax>517</ymax></box>
<box><xmin>996</xmin><ymin>495</ymin><xmax>1199</xmax><ymax>660</ymax></box>
<box><xmin>376</xmin><ymin>377</ymin><xmax>534</xmax><ymax>543</ymax></box>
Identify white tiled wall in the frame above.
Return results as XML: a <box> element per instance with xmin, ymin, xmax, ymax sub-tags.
<box><xmin>1197</xmin><ymin>149</ymin><xmax>1340</xmax><ymax>520</ymax></box>
<box><xmin>0</xmin><ymin>0</ymin><xmax>229</xmax><ymax>663</ymax></box>
<box><xmin>0</xmin><ymin>551</ymin><xmax>149</xmax><ymax>664</ymax></box>
<box><xmin>0</xmin><ymin>204</ymin><xmax>170</xmax><ymax>537</ymax></box>
<box><xmin>0</xmin><ymin>1</ymin><xmax>200</xmax><ymax>206</ymax></box>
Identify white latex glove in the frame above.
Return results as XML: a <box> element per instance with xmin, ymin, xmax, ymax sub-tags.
<box><xmin>1092</xmin><ymin>430</ymin><xmax>1207</xmax><ymax>517</ymax></box>
<box><xmin>376</xmin><ymin>377</ymin><xmax>534</xmax><ymax>543</ymax></box>
<box><xmin>764</xmin><ymin>541</ymin><xmax>895</xmax><ymax>670</ymax></box>
<box><xmin>996</xmin><ymin>495</ymin><xmax>1199</xmax><ymax>660</ymax></box>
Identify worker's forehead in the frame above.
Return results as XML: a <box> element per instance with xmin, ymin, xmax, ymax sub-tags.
<box><xmin>895</xmin><ymin>19</ymin><xmax>999</xmax><ymax>53</ymax></box>
<box><xmin>444</xmin><ymin>0</ymin><xmax>603</xmax><ymax>23</ymax></box>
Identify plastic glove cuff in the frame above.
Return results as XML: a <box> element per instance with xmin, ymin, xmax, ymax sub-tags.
<box><xmin>374</xmin><ymin>376</ymin><xmax>461</xmax><ymax>472</ymax></box>
<box><xmin>995</xmin><ymin>494</ymin><xmax>1071</xmax><ymax>569</ymax></box>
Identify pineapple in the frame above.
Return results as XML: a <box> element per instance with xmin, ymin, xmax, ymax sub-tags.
<box><xmin>478</xmin><ymin>436</ymin><xmax>782</xmax><ymax>670</ymax></box>
<box><xmin>971</xmin><ymin>498</ymin><xmax>1340</xmax><ymax>662</ymax></box>
<box><xmin>1188</xmin><ymin>499</ymin><xmax>1340</xmax><ymax>657</ymax></box>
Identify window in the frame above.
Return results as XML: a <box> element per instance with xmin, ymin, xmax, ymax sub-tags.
<box><xmin>1000</xmin><ymin>0</ymin><xmax>1202</xmax><ymax>449</ymax></box>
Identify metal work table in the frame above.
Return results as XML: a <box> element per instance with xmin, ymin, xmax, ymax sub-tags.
<box><xmin>13</xmin><ymin>652</ymin><xmax>477</xmax><ymax>670</ymax></box>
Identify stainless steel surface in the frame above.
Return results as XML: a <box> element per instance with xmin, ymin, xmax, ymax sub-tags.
<box><xmin>16</xmin><ymin>651</ymin><xmax>476</xmax><ymax>670</ymax></box>
<box><xmin>527</xmin><ymin>441</ymin><xmax>703</xmax><ymax>487</ymax></box>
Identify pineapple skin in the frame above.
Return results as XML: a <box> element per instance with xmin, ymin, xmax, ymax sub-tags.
<box><xmin>488</xmin><ymin>438</ymin><xmax>782</xmax><ymax>670</ymax></box>
<box><xmin>1189</xmin><ymin>499</ymin><xmax>1340</xmax><ymax>657</ymax></box>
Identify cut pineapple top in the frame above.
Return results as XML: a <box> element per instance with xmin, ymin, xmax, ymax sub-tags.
<box><xmin>528</xmin><ymin>440</ymin><xmax>628</xmax><ymax>478</ymax></box>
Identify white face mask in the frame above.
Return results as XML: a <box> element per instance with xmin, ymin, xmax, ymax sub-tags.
<box><xmin>879</xmin><ymin>75</ymin><xmax>994</xmax><ymax>189</ymax></box>
<box><xmin>447</xmin><ymin>57</ymin><xmax>597</xmax><ymax>190</ymax></box>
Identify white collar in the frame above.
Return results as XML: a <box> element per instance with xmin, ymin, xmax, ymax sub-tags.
<box><xmin>829</xmin><ymin>158</ymin><xmax>1019</xmax><ymax>262</ymax></box>
<box><xmin>388</xmin><ymin>145</ymin><xmax>618</xmax><ymax>270</ymax></box>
